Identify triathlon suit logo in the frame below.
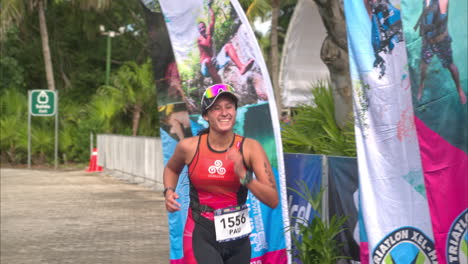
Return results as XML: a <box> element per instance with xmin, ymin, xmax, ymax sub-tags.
<box><xmin>447</xmin><ymin>209</ymin><xmax>468</xmax><ymax>264</ymax></box>
<box><xmin>208</xmin><ymin>160</ymin><xmax>226</xmax><ymax>177</ymax></box>
<box><xmin>372</xmin><ymin>227</ymin><xmax>437</xmax><ymax>263</ymax></box>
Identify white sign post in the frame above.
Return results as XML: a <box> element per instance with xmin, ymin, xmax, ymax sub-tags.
<box><xmin>28</xmin><ymin>90</ymin><xmax>59</xmax><ymax>169</ymax></box>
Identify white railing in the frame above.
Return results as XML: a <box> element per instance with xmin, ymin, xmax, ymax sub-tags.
<box><xmin>97</xmin><ymin>134</ymin><xmax>164</xmax><ymax>191</ymax></box>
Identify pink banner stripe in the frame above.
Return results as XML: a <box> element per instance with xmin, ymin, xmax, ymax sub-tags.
<box><xmin>249</xmin><ymin>249</ymin><xmax>288</xmax><ymax>264</ymax></box>
<box><xmin>170</xmin><ymin>259</ymin><xmax>184</xmax><ymax>264</ymax></box>
<box><xmin>360</xmin><ymin>242</ymin><xmax>369</xmax><ymax>264</ymax></box>
<box><xmin>415</xmin><ymin>116</ymin><xmax>468</xmax><ymax>264</ymax></box>
<box><xmin>171</xmin><ymin>248</ymin><xmax>288</xmax><ymax>264</ymax></box>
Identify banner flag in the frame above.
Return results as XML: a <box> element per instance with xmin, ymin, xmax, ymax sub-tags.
<box><xmin>284</xmin><ymin>154</ymin><xmax>322</xmax><ymax>237</ymax></box>
<box><xmin>284</xmin><ymin>154</ymin><xmax>362</xmax><ymax>262</ymax></box>
<box><xmin>148</xmin><ymin>0</ymin><xmax>290</xmax><ymax>263</ymax></box>
<box><xmin>344</xmin><ymin>1</ymin><xmax>436</xmax><ymax>263</ymax></box>
<box><xmin>400</xmin><ymin>0</ymin><xmax>468</xmax><ymax>263</ymax></box>
<box><xmin>328</xmin><ymin>156</ymin><xmax>360</xmax><ymax>262</ymax></box>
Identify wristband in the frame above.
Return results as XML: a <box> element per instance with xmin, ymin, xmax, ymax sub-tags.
<box><xmin>240</xmin><ymin>171</ymin><xmax>253</xmax><ymax>186</ymax></box>
<box><xmin>163</xmin><ymin>187</ymin><xmax>175</xmax><ymax>197</ymax></box>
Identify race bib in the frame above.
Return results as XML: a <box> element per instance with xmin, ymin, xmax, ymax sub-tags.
<box><xmin>214</xmin><ymin>204</ymin><xmax>251</xmax><ymax>242</ymax></box>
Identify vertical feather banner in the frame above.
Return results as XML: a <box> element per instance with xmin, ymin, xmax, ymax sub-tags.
<box><xmin>142</xmin><ymin>0</ymin><xmax>291</xmax><ymax>263</ymax></box>
<box><xmin>344</xmin><ymin>0</ymin><xmax>437</xmax><ymax>263</ymax></box>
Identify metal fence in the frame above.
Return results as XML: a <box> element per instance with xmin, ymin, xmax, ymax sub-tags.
<box><xmin>97</xmin><ymin>134</ymin><xmax>164</xmax><ymax>191</ymax></box>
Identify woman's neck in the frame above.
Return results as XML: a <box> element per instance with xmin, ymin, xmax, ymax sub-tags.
<box><xmin>207</xmin><ymin>130</ymin><xmax>234</xmax><ymax>151</ymax></box>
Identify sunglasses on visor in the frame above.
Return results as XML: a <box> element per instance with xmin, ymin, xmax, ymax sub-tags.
<box><xmin>203</xmin><ymin>84</ymin><xmax>235</xmax><ymax>99</ymax></box>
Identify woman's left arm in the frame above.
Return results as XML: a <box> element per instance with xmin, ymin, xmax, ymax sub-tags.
<box><xmin>238</xmin><ymin>139</ymin><xmax>279</xmax><ymax>209</ymax></box>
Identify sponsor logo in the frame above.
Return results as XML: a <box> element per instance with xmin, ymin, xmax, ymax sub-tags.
<box><xmin>208</xmin><ymin>160</ymin><xmax>226</xmax><ymax>178</ymax></box>
<box><xmin>287</xmin><ymin>194</ymin><xmax>313</xmax><ymax>236</ymax></box>
<box><xmin>447</xmin><ymin>209</ymin><xmax>468</xmax><ymax>264</ymax></box>
<box><xmin>372</xmin><ymin>227</ymin><xmax>437</xmax><ymax>264</ymax></box>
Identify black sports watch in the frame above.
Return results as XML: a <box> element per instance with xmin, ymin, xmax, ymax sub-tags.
<box><xmin>163</xmin><ymin>187</ymin><xmax>175</xmax><ymax>197</ymax></box>
<box><xmin>240</xmin><ymin>171</ymin><xmax>253</xmax><ymax>186</ymax></box>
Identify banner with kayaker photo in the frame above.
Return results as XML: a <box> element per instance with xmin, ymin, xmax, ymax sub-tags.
<box><xmin>343</xmin><ymin>0</ymin><xmax>436</xmax><ymax>263</ymax></box>
<box><xmin>143</xmin><ymin>0</ymin><xmax>290</xmax><ymax>263</ymax></box>
<box><xmin>401</xmin><ymin>0</ymin><xmax>468</xmax><ymax>263</ymax></box>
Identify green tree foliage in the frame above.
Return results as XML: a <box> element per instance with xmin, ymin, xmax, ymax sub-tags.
<box><xmin>281</xmin><ymin>82</ymin><xmax>356</xmax><ymax>157</ymax></box>
<box><xmin>239</xmin><ymin>0</ymin><xmax>297</xmax><ymax>113</ymax></box>
<box><xmin>239</xmin><ymin>0</ymin><xmax>297</xmax><ymax>66</ymax></box>
<box><xmin>292</xmin><ymin>215</ymin><xmax>349</xmax><ymax>264</ymax></box>
<box><xmin>90</xmin><ymin>60</ymin><xmax>159</xmax><ymax>137</ymax></box>
<box><xmin>30</xmin><ymin>119</ymin><xmax>55</xmax><ymax>164</ymax></box>
<box><xmin>0</xmin><ymin>88</ymin><xmax>28</xmax><ymax>164</ymax></box>
<box><xmin>0</xmin><ymin>0</ymin><xmax>158</xmax><ymax>166</ymax></box>
<box><xmin>0</xmin><ymin>28</ymin><xmax>26</xmax><ymax>92</ymax></box>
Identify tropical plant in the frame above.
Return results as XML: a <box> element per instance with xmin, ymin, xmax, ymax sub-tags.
<box><xmin>89</xmin><ymin>60</ymin><xmax>158</xmax><ymax>136</ymax></box>
<box><xmin>0</xmin><ymin>88</ymin><xmax>28</xmax><ymax>164</ymax></box>
<box><xmin>292</xmin><ymin>215</ymin><xmax>349</xmax><ymax>264</ymax></box>
<box><xmin>30</xmin><ymin>119</ymin><xmax>55</xmax><ymax>164</ymax></box>
<box><xmin>281</xmin><ymin>82</ymin><xmax>356</xmax><ymax>156</ymax></box>
<box><xmin>288</xmin><ymin>181</ymin><xmax>349</xmax><ymax>264</ymax></box>
<box><xmin>58</xmin><ymin>101</ymin><xmax>87</xmax><ymax>163</ymax></box>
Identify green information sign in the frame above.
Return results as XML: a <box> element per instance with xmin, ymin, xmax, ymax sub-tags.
<box><xmin>30</xmin><ymin>90</ymin><xmax>56</xmax><ymax>116</ymax></box>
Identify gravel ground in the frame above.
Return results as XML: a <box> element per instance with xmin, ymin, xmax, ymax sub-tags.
<box><xmin>0</xmin><ymin>168</ymin><xmax>170</xmax><ymax>264</ymax></box>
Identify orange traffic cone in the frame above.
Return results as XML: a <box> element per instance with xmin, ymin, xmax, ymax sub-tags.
<box><xmin>86</xmin><ymin>148</ymin><xmax>103</xmax><ymax>172</ymax></box>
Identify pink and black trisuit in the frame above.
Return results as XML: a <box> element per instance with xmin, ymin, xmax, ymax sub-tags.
<box><xmin>183</xmin><ymin>133</ymin><xmax>251</xmax><ymax>264</ymax></box>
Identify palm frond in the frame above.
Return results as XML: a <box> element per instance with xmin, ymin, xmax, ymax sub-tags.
<box><xmin>281</xmin><ymin>82</ymin><xmax>356</xmax><ymax>156</ymax></box>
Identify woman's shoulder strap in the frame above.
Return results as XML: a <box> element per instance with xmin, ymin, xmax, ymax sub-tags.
<box><xmin>187</xmin><ymin>135</ymin><xmax>203</xmax><ymax>167</ymax></box>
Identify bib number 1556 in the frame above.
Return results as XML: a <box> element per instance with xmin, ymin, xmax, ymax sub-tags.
<box><xmin>214</xmin><ymin>205</ymin><xmax>251</xmax><ymax>242</ymax></box>
<box><xmin>219</xmin><ymin>213</ymin><xmax>247</xmax><ymax>228</ymax></box>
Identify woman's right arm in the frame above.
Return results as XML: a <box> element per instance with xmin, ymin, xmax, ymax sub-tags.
<box><xmin>163</xmin><ymin>139</ymin><xmax>189</xmax><ymax>212</ymax></box>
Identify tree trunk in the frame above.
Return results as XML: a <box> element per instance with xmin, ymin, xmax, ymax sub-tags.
<box><xmin>312</xmin><ymin>0</ymin><xmax>352</xmax><ymax>128</ymax></box>
<box><xmin>38</xmin><ymin>0</ymin><xmax>56</xmax><ymax>91</ymax></box>
<box><xmin>132</xmin><ymin>105</ymin><xmax>142</xmax><ymax>136</ymax></box>
<box><xmin>270</xmin><ymin>0</ymin><xmax>281</xmax><ymax>116</ymax></box>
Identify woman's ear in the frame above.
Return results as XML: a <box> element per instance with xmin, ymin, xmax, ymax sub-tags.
<box><xmin>202</xmin><ymin>114</ymin><xmax>209</xmax><ymax>122</ymax></box>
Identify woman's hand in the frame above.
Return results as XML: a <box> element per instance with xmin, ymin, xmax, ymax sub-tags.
<box><xmin>165</xmin><ymin>190</ymin><xmax>181</xmax><ymax>212</ymax></box>
<box><xmin>226</xmin><ymin>146</ymin><xmax>247</xmax><ymax>183</ymax></box>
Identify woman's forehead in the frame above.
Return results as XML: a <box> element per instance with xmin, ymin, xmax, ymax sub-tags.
<box><xmin>212</xmin><ymin>97</ymin><xmax>235</xmax><ymax>106</ymax></box>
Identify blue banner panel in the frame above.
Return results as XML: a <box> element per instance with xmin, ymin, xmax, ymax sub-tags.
<box><xmin>328</xmin><ymin>156</ymin><xmax>360</xmax><ymax>262</ymax></box>
<box><xmin>284</xmin><ymin>153</ymin><xmax>322</xmax><ymax>235</ymax></box>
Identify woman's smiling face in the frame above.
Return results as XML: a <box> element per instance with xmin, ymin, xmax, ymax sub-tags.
<box><xmin>203</xmin><ymin>95</ymin><xmax>237</xmax><ymax>133</ymax></box>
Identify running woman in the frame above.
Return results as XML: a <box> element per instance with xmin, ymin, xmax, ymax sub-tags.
<box><xmin>163</xmin><ymin>83</ymin><xmax>278</xmax><ymax>264</ymax></box>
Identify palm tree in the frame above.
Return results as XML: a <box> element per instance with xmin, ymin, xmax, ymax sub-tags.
<box><xmin>240</xmin><ymin>0</ymin><xmax>297</xmax><ymax>115</ymax></box>
<box><xmin>1</xmin><ymin>0</ymin><xmax>56</xmax><ymax>90</ymax></box>
<box><xmin>240</xmin><ymin>0</ymin><xmax>279</xmax><ymax>111</ymax></box>
<box><xmin>270</xmin><ymin>0</ymin><xmax>281</xmax><ymax>114</ymax></box>
<box><xmin>241</xmin><ymin>0</ymin><xmax>352</xmax><ymax>127</ymax></box>
<box><xmin>1</xmin><ymin>0</ymin><xmax>113</xmax><ymax>91</ymax></box>
<box><xmin>91</xmin><ymin>60</ymin><xmax>156</xmax><ymax>136</ymax></box>
<box><xmin>113</xmin><ymin>60</ymin><xmax>156</xmax><ymax>136</ymax></box>
<box><xmin>310</xmin><ymin>0</ymin><xmax>352</xmax><ymax>127</ymax></box>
